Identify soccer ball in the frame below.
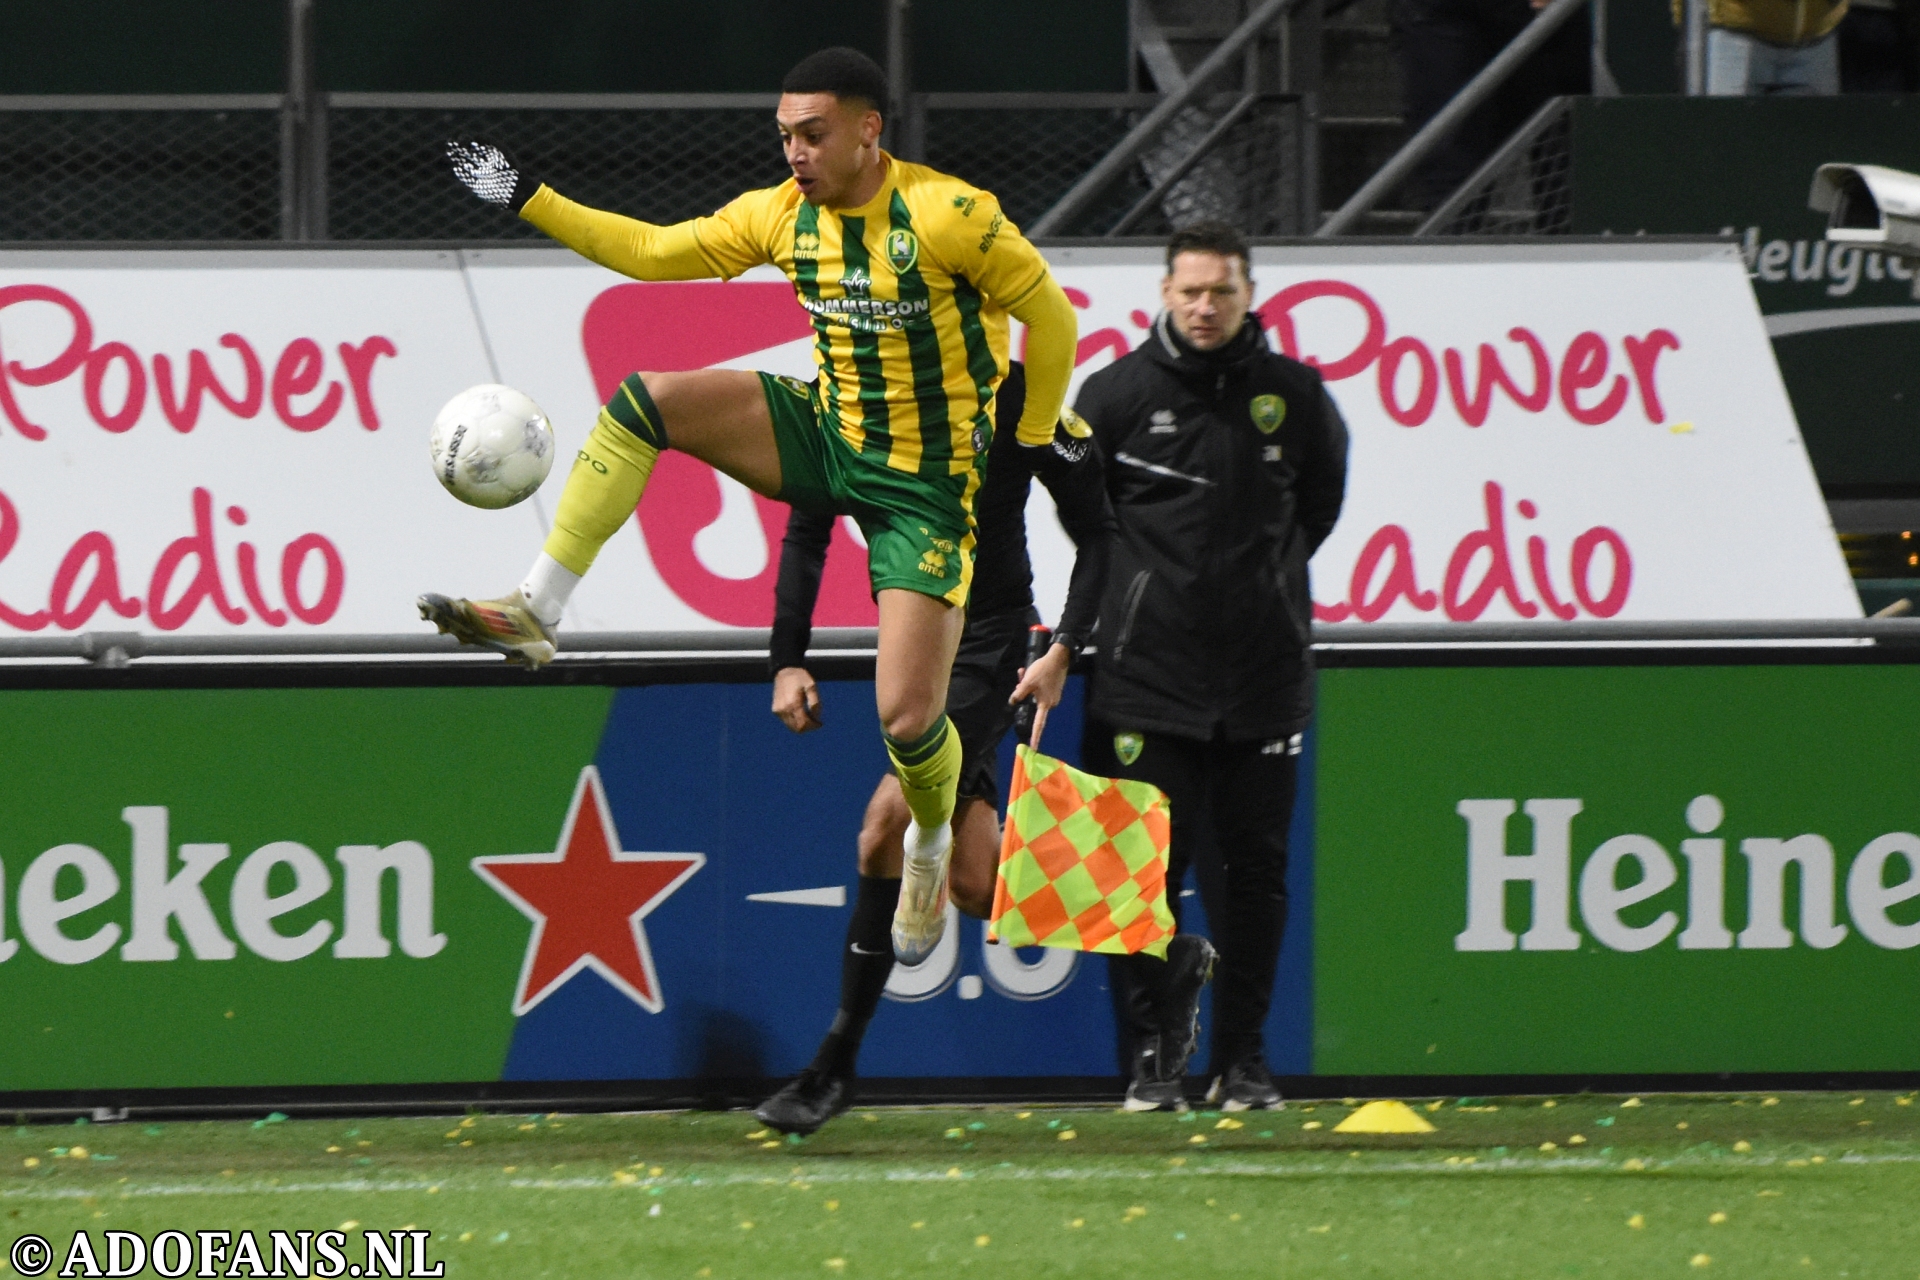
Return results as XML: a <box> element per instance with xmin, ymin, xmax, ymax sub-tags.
<box><xmin>428</xmin><ymin>384</ymin><xmax>556</xmax><ymax>509</ymax></box>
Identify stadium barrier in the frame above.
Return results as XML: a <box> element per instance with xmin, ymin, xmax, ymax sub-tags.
<box><xmin>0</xmin><ymin>633</ymin><xmax>1915</xmax><ymax>1118</ymax></box>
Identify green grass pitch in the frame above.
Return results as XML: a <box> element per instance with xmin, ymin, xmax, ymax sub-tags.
<box><xmin>3</xmin><ymin>1091</ymin><xmax>1917</xmax><ymax>1278</ymax></box>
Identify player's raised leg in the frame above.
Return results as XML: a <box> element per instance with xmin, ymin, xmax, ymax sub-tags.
<box><xmin>873</xmin><ymin>587</ymin><xmax>967</xmax><ymax>964</ymax></box>
<box><xmin>420</xmin><ymin>369</ymin><xmax>782</xmax><ymax>665</ymax></box>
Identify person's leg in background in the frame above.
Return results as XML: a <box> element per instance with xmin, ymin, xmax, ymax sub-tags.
<box><xmin>1204</xmin><ymin>735</ymin><xmax>1301</xmax><ymax>1110</ymax></box>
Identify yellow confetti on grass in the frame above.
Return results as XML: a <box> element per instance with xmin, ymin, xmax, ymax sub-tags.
<box><xmin>1425</xmin><ymin>1100</ymin><xmax>1445</xmax><ymax>1112</ymax></box>
<box><xmin>825</xmin><ymin>1260</ymin><xmax>845</xmax><ymax>1271</ymax></box>
<box><xmin>825</xmin><ymin>1201</ymin><xmax>839</xmax><ymax>1212</ymax></box>
<box><xmin>1230</xmin><ymin>1213</ymin><xmax>1242</xmax><ymax>1222</ymax></box>
<box><xmin>1302</xmin><ymin>1121</ymin><xmax>1323</xmax><ymax>1131</ymax></box>
<box><xmin>1627</xmin><ymin>1215</ymin><xmax>1645</xmax><ymax>1229</ymax></box>
<box><xmin>1168</xmin><ymin>1157</ymin><xmax>1186</xmax><ymax>1166</ymax></box>
<box><xmin>23</xmin><ymin>1158</ymin><xmax>38</xmax><ymax>1169</ymax></box>
<box><xmin>1068</xmin><ymin>1219</ymin><xmax>1084</xmax><ymax>1229</ymax></box>
<box><xmin>1622</xmin><ymin>1159</ymin><xmax>1646</xmax><ymax>1171</ymax></box>
<box><xmin>1307</xmin><ymin>1224</ymin><xmax>1331</xmax><ymax>1234</ymax></box>
<box><xmin>739</xmin><ymin>1221</ymin><xmax>754</xmax><ymax>1230</ymax></box>
<box><xmin>650</xmin><ymin>1166</ymin><xmax>663</xmax><ymax>1176</ymax></box>
<box><xmin>1215</xmin><ymin>1118</ymin><xmax>1243</xmax><ymax>1130</ymax></box>
<box><xmin>340</xmin><ymin>1221</ymin><xmax>360</xmax><ymax>1231</ymax></box>
<box><xmin>1710</xmin><ymin>1212</ymin><xmax>1728</xmax><ymax>1224</ymax></box>
<box><xmin>445</xmin><ymin>1131</ymin><xmax>461</xmax><ymax>1140</ymax></box>
<box><xmin>518</xmin><ymin>1123</ymin><xmax>535</xmax><ymax>1131</ymax></box>
<box><xmin>760</xmin><ymin>1141</ymin><xmax>781</xmax><ymax>1150</ymax></box>
<box><xmin>1849</xmin><ymin>1098</ymin><xmax>1865</xmax><ymax>1106</ymax></box>
<box><xmin>1188</xmin><ymin>1135</ymin><xmax>1208</xmax><ymax>1145</ymax></box>
<box><xmin>975</xmin><ymin>1235</ymin><xmax>990</xmax><ymax>1247</ymax></box>
<box><xmin>1762</xmin><ymin>1097</ymin><xmax>1779</xmax><ymax>1107</ymax></box>
<box><xmin>1757</xmin><ymin>1190</ymin><xmax>1782</xmax><ymax>1197</ymax></box>
<box><xmin>1622</xmin><ymin>1098</ymin><xmax>1642</xmax><ymax>1108</ymax></box>
<box><xmin>1540</xmin><ymin>1142</ymin><xmax>1558</xmax><ymax>1152</ymax></box>
<box><xmin>1017</xmin><ymin>1112</ymin><xmax>1032</xmax><ymax>1120</ymax></box>
<box><xmin>1542</xmin><ymin>1100</ymin><xmax>1558</xmax><ymax>1109</ymax></box>
<box><xmin>460</xmin><ymin>1117</ymin><xmax>475</xmax><ymax>1128</ymax></box>
<box><xmin>947</xmin><ymin>1167</ymin><xmax>963</xmax><ymax>1178</ymax></box>
<box><xmin>1568</xmin><ymin>1135</ymin><xmax>1587</xmax><ymax>1145</ymax></box>
<box><xmin>1059</xmin><ymin>1130</ymin><xmax>1078</xmax><ymax>1141</ymax></box>
<box><xmin>746</xmin><ymin>1129</ymin><xmax>769</xmax><ymax>1140</ymax></box>
<box><xmin>1733</xmin><ymin>1141</ymin><xmax>1752</xmax><ymax>1153</ymax></box>
<box><xmin>911</xmin><ymin>1222</ymin><xmax>924</xmax><ymax>1230</ymax></box>
<box><xmin>1676</xmin><ymin>1122</ymin><xmax>1690</xmax><ymax>1130</ymax></box>
<box><xmin>1690</xmin><ymin>1254</ymin><xmax>1712</xmax><ymax>1268</ymax></box>
<box><xmin>1124</xmin><ymin>1206</ymin><xmax>1147</xmax><ymax>1220</ymax></box>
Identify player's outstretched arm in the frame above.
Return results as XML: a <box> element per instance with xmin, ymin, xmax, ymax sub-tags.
<box><xmin>445</xmin><ymin>137</ymin><xmax>727</xmax><ymax>282</ymax></box>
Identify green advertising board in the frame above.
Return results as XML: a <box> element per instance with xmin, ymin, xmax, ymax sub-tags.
<box><xmin>0</xmin><ymin>687</ymin><xmax>611</xmax><ymax>1092</ymax></box>
<box><xmin>1315</xmin><ymin>664</ymin><xmax>1920</xmax><ymax>1077</ymax></box>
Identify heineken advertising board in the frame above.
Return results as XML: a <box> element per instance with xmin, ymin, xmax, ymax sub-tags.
<box><xmin>0</xmin><ymin>678</ymin><xmax>1314</xmax><ymax>1094</ymax></box>
<box><xmin>1316</xmin><ymin>664</ymin><xmax>1920</xmax><ymax>1077</ymax></box>
<box><xmin>2</xmin><ymin>662</ymin><xmax>1915</xmax><ymax>1095</ymax></box>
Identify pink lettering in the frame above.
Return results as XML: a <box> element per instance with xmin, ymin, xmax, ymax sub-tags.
<box><xmin>83</xmin><ymin>342</ymin><xmax>146</xmax><ymax>434</ymax></box>
<box><xmin>1623</xmin><ymin>329</ymin><xmax>1681</xmax><ymax>424</ymax></box>
<box><xmin>48</xmin><ymin>532</ymin><xmax>140</xmax><ymax>629</ymax></box>
<box><xmin>1348</xmin><ymin>524</ymin><xmax>1437</xmax><ymax>621</ymax></box>
<box><xmin>271</xmin><ymin>339</ymin><xmax>344</xmax><ymax>432</ymax></box>
<box><xmin>1443</xmin><ymin>481</ymin><xmax>1538</xmax><ymax>621</ymax></box>
<box><xmin>0</xmin><ymin>285</ymin><xmax>92</xmax><ymax>441</ymax></box>
<box><xmin>281</xmin><ymin>533</ymin><xmax>345</xmax><ymax>624</ymax></box>
<box><xmin>1558</xmin><ymin>331</ymin><xmax>1630</xmax><ymax>426</ymax></box>
<box><xmin>153</xmin><ymin>335</ymin><xmax>264</xmax><ymax>432</ymax></box>
<box><xmin>1572</xmin><ymin>527</ymin><xmax>1632</xmax><ymax>617</ymax></box>
<box><xmin>1259</xmin><ymin>280</ymin><xmax>1386</xmax><ymax>381</ymax></box>
<box><xmin>337</xmin><ymin>337</ymin><xmax>397</xmax><ymax>430</ymax></box>
<box><xmin>1377</xmin><ymin>337</ymin><xmax>1438</xmax><ymax>427</ymax></box>
<box><xmin>148</xmin><ymin>488</ymin><xmax>248</xmax><ymax>630</ymax></box>
<box><xmin>0</xmin><ymin>492</ymin><xmax>51</xmax><ymax>630</ymax></box>
<box><xmin>1443</xmin><ymin>328</ymin><xmax>1552</xmax><ymax>426</ymax></box>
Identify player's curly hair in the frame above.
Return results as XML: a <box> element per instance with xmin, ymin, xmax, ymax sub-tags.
<box><xmin>1166</xmin><ymin>221</ymin><xmax>1252</xmax><ymax>275</ymax></box>
<box><xmin>782</xmin><ymin>47</ymin><xmax>890</xmax><ymax>116</ymax></box>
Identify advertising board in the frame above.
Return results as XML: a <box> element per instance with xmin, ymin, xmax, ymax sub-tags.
<box><xmin>0</xmin><ymin>242</ymin><xmax>1856</xmax><ymax>641</ymax></box>
<box><xmin>2</xmin><ymin>659</ymin><xmax>1915</xmax><ymax>1095</ymax></box>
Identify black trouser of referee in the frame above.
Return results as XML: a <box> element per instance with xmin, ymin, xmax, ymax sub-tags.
<box><xmin>1111</xmin><ymin>731</ymin><xmax>1299</xmax><ymax>1074</ymax></box>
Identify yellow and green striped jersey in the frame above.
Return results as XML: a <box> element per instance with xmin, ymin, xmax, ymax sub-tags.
<box><xmin>523</xmin><ymin>155</ymin><xmax>1054</xmax><ymax>478</ymax></box>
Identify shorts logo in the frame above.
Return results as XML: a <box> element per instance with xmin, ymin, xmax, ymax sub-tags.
<box><xmin>886</xmin><ymin>229</ymin><xmax>920</xmax><ymax>274</ymax></box>
<box><xmin>774</xmin><ymin>375</ymin><xmax>811</xmax><ymax>399</ymax></box>
<box><xmin>1251</xmin><ymin>394</ymin><xmax>1286</xmax><ymax>434</ymax></box>
<box><xmin>918</xmin><ymin>549</ymin><xmax>949</xmax><ymax>576</ymax></box>
<box><xmin>929</xmin><ymin>536</ymin><xmax>956</xmax><ymax>554</ymax></box>
<box><xmin>1114</xmin><ymin>732</ymin><xmax>1144</xmax><ymax>766</ymax></box>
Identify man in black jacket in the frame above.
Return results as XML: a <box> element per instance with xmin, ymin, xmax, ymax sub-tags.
<box><xmin>755</xmin><ymin>362</ymin><xmax>1117</xmax><ymax>1135</ymax></box>
<box><xmin>1076</xmin><ymin>222</ymin><xmax>1348</xmax><ymax>1112</ymax></box>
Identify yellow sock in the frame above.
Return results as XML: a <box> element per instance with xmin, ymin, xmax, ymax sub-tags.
<box><xmin>885</xmin><ymin>716</ymin><xmax>961</xmax><ymax>831</ymax></box>
<box><xmin>543</xmin><ymin>411</ymin><xmax>659</xmax><ymax>575</ymax></box>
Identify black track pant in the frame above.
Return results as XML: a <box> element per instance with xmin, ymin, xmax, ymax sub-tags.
<box><xmin>1111</xmin><ymin>730</ymin><xmax>1299</xmax><ymax>1070</ymax></box>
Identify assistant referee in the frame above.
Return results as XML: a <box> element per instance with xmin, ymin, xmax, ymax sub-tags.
<box><xmin>1076</xmin><ymin>222</ymin><xmax>1348</xmax><ymax>1112</ymax></box>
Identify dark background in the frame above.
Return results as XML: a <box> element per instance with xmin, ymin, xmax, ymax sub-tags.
<box><xmin>0</xmin><ymin>0</ymin><xmax>1129</xmax><ymax>94</ymax></box>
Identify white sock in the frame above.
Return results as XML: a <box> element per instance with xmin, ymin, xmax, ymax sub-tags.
<box><xmin>903</xmin><ymin>819</ymin><xmax>952</xmax><ymax>865</ymax></box>
<box><xmin>518</xmin><ymin>553</ymin><xmax>580</xmax><ymax>628</ymax></box>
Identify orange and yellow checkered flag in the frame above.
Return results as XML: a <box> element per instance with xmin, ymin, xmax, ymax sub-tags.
<box><xmin>988</xmin><ymin>745</ymin><xmax>1175</xmax><ymax>958</ymax></box>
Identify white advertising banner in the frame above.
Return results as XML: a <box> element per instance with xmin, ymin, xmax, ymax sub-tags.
<box><xmin>0</xmin><ymin>241</ymin><xmax>1857</xmax><ymax>639</ymax></box>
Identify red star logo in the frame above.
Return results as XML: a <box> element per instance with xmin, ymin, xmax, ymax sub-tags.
<box><xmin>471</xmin><ymin>766</ymin><xmax>704</xmax><ymax>1015</ymax></box>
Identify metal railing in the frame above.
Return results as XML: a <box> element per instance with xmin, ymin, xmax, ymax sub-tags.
<box><xmin>0</xmin><ymin>620</ymin><xmax>1908</xmax><ymax>672</ymax></box>
<box><xmin>1316</xmin><ymin>0</ymin><xmax>1589</xmax><ymax>237</ymax></box>
<box><xmin>1412</xmin><ymin>96</ymin><xmax>1574</xmax><ymax>237</ymax></box>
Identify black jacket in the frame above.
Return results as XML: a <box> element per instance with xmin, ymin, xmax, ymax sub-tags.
<box><xmin>770</xmin><ymin>362</ymin><xmax>1115</xmax><ymax>673</ymax></box>
<box><xmin>1077</xmin><ymin>314</ymin><xmax>1348</xmax><ymax>742</ymax></box>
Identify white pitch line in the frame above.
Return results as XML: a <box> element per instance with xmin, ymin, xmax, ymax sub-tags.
<box><xmin>2</xmin><ymin>1149</ymin><xmax>1916</xmax><ymax>1202</ymax></box>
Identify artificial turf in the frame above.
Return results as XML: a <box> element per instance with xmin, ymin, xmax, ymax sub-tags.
<box><xmin>2</xmin><ymin>1091</ymin><xmax>1917</xmax><ymax>1278</ymax></box>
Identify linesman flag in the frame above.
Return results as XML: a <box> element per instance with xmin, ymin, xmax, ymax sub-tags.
<box><xmin>988</xmin><ymin>746</ymin><xmax>1175</xmax><ymax>958</ymax></box>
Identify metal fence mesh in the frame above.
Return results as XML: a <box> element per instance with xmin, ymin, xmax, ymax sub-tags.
<box><xmin>1134</xmin><ymin>97</ymin><xmax>1304</xmax><ymax>237</ymax></box>
<box><xmin>1420</xmin><ymin>98</ymin><xmax>1574</xmax><ymax>236</ymax></box>
<box><xmin>0</xmin><ymin>108</ymin><xmax>281</xmax><ymax>241</ymax></box>
<box><xmin>327</xmin><ymin>105</ymin><xmax>790</xmax><ymax>240</ymax></box>
<box><xmin>923</xmin><ymin>105</ymin><xmax>1146</xmax><ymax>231</ymax></box>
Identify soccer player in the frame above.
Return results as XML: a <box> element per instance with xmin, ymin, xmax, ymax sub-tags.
<box><xmin>1076</xmin><ymin>222</ymin><xmax>1347</xmax><ymax>1112</ymax></box>
<box><xmin>754</xmin><ymin>361</ymin><xmax>1113</xmax><ymax>1135</ymax></box>
<box><xmin>425</xmin><ymin>48</ymin><xmax>1079</xmax><ymax>961</ymax></box>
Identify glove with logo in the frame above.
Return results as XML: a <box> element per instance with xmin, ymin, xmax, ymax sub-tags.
<box><xmin>1020</xmin><ymin>406</ymin><xmax>1092</xmax><ymax>465</ymax></box>
<box><xmin>447</xmin><ymin>138</ymin><xmax>541</xmax><ymax>214</ymax></box>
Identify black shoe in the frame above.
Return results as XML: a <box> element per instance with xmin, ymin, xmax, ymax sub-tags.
<box><xmin>1156</xmin><ymin>934</ymin><xmax>1218</xmax><ymax>1068</ymax></box>
<box><xmin>1206</xmin><ymin>1054</ymin><xmax>1284</xmax><ymax>1112</ymax></box>
<box><xmin>1122</xmin><ymin>1035</ymin><xmax>1188</xmax><ymax>1112</ymax></box>
<box><xmin>755</xmin><ymin>1067</ymin><xmax>853</xmax><ymax>1136</ymax></box>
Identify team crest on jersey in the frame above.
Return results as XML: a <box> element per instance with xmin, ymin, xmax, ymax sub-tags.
<box><xmin>885</xmin><ymin>228</ymin><xmax>920</xmax><ymax>274</ymax></box>
<box><xmin>1250</xmin><ymin>394</ymin><xmax>1286</xmax><ymax>434</ymax></box>
<box><xmin>1114</xmin><ymin>732</ymin><xmax>1144</xmax><ymax>766</ymax></box>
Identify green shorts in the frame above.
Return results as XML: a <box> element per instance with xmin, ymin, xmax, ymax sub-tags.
<box><xmin>760</xmin><ymin>372</ymin><xmax>980</xmax><ymax>607</ymax></box>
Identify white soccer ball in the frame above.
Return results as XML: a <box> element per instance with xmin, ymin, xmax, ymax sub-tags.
<box><xmin>428</xmin><ymin>384</ymin><xmax>556</xmax><ymax>510</ymax></box>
